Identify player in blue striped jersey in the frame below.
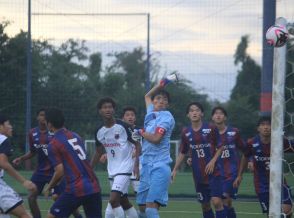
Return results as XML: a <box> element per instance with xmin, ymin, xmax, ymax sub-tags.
<box><xmin>211</xmin><ymin>106</ymin><xmax>246</xmax><ymax>218</ymax></box>
<box><xmin>172</xmin><ymin>102</ymin><xmax>226</xmax><ymax>218</ymax></box>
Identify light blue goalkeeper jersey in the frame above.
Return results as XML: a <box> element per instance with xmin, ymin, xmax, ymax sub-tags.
<box><xmin>140</xmin><ymin>104</ymin><xmax>175</xmax><ymax>164</ymax></box>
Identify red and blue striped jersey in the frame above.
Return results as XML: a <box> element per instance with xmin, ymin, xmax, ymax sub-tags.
<box><xmin>47</xmin><ymin>128</ymin><xmax>100</xmax><ymax>197</ymax></box>
<box><xmin>179</xmin><ymin>123</ymin><xmax>222</xmax><ymax>184</ymax></box>
<box><xmin>218</xmin><ymin>126</ymin><xmax>245</xmax><ymax>181</ymax></box>
<box><xmin>244</xmin><ymin>135</ymin><xmax>293</xmax><ymax>194</ymax></box>
<box><xmin>29</xmin><ymin>127</ymin><xmax>54</xmax><ymax>177</ymax></box>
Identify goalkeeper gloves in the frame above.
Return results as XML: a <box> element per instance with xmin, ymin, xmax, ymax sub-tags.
<box><xmin>132</xmin><ymin>128</ymin><xmax>144</xmax><ymax>142</ymax></box>
<box><xmin>160</xmin><ymin>72</ymin><xmax>179</xmax><ymax>87</ymax></box>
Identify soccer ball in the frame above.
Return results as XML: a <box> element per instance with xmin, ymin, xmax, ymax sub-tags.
<box><xmin>266</xmin><ymin>25</ymin><xmax>289</xmax><ymax>47</ymax></box>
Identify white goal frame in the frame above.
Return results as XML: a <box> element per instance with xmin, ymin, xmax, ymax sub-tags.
<box><xmin>269</xmin><ymin>17</ymin><xmax>287</xmax><ymax>218</ymax></box>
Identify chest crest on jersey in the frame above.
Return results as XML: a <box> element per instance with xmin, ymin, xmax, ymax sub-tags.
<box><xmin>201</xmin><ymin>128</ymin><xmax>211</xmax><ymax>137</ymax></box>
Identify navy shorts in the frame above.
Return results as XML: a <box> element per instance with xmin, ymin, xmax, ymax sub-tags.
<box><xmin>51</xmin><ymin>179</ymin><xmax>66</xmax><ymax>196</ymax></box>
<box><xmin>222</xmin><ymin>178</ymin><xmax>238</xmax><ymax>199</ymax></box>
<box><xmin>195</xmin><ymin>183</ymin><xmax>211</xmax><ymax>204</ymax></box>
<box><xmin>31</xmin><ymin>173</ymin><xmax>52</xmax><ymax>194</ymax></box>
<box><xmin>50</xmin><ymin>192</ymin><xmax>102</xmax><ymax>218</ymax></box>
<box><xmin>257</xmin><ymin>185</ymin><xmax>293</xmax><ymax>214</ymax></box>
<box><xmin>209</xmin><ymin>176</ymin><xmax>223</xmax><ymax>198</ymax></box>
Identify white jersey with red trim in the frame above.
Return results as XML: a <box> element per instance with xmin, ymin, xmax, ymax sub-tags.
<box><xmin>95</xmin><ymin>119</ymin><xmax>136</xmax><ymax>177</ymax></box>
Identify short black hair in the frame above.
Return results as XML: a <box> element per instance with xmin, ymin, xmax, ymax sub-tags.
<box><xmin>122</xmin><ymin>106</ymin><xmax>137</xmax><ymax>116</ymax></box>
<box><xmin>97</xmin><ymin>97</ymin><xmax>116</xmax><ymax>110</ymax></box>
<box><xmin>186</xmin><ymin>102</ymin><xmax>204</xmax><ymax>114</ymax></box>
<box><xmin>36</xmin><ymin>108</ymin><xmax>46</xmax><ymax>116</ymax></box>
<box><xmin>211</xmin><ymin>106</ymin><xmax>227</xmax><ymax>117</ymax></box>
<box><xmin>0</xmin><ymin>114</ymin><xmax>9</xmax><ymax>125</ymax></box>
<box><xmin>257</xmin><ymin>116</ymin><xmax>271</xmax><ymax>126</ymax></box>
<box><xmin>151</xmin><ymin>90</ymin><xmax>170</xmax><ymax>103</ymax></box>
<box><xmin>45</xmin><ymin>108</ymin><xmax>65</xmax><ymax>129</ymax></box>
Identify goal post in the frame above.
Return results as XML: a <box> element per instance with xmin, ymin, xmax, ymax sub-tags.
<box><xmin>269</xmin><ymin>17</ymin><xmax>287</xmax><ymax>218</ymax></box>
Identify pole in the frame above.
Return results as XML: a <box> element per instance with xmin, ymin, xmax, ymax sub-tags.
<box><xmin>146</xmin><ymin>13</ymin><xmax>150</xmax><ymax>91</ymax></box>
<box><xmin>25</xmin><ymin>0</ymin><xmax>32</xmax><ymax>165</ymax></box>
<box><xmin>269</xmin><ymin>17</ymin><xmax>287</xmax><ymax>218</ymax></box>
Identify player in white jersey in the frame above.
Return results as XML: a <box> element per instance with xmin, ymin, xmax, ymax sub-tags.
<box><xmin>0</xmin><ymin>114</ymin><xmax>36</xmax><ymax>218</ymax></box>
<box><xmin>91</xmin><ymin>97</ymin><xmax>139</xmax><ymax>218</ymax></box>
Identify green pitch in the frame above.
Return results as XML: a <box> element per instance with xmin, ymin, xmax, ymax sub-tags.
<box><xmin>6</xmin><ymin>171</ymin><xmax>293</xmax><ymax>217</ymax></box>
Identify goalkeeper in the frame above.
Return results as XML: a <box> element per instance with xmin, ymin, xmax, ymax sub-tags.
<box><xmin>135</xmin><ymin>74</ymin><xmax>177</xmax><ymax>218</ymax></box>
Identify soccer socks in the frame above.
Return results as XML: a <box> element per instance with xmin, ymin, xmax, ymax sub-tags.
<box><xmin>203</xmin><ymin>209</ymin><xmax>215</xmax><ymax>218</ymax></box>
<box><xmin>227</xmin><ymin>207</ymin><xmax>236</xmax><ymax>218</ymax></box>
<box><xmin>145</xmin><ymin>208</ymin><xmax>159</xmax><ymax>218</ymax></box>
<box><xmin>215</xmin><ymin>209</ymin><xmax>226</xmax><ymax>218</ymax></box>
<box><xmin>124</xmin><ymin>206</ymin><xmax>138</xmax><ymax>218</ymax></box>
<box><xmin>113</xmin><ymin>206</ymin><xmax>125</xmax><ymax>218</ymax></box>
<box><xmin>105</xmin><ymin>203</ymin><xmax>115</xmax><ymax>218</ymax></box>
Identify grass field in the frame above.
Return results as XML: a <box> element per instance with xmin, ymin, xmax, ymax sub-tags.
<box><xmin>5</xmin><ymin>171</ymin><xmax>293</xmax><ymax>217</ymax></box>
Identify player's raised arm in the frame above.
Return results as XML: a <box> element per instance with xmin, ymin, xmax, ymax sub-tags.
<box><xmin>144</xmin><ymin>73</ymin><xmax>178</xmax><ymax>108</ymax></box>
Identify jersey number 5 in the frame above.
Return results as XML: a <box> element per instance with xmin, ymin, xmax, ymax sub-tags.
<box><xmin>68</xmin><ymin>138</ymin><xmax>87</xmax><ymax>160</ymax></box>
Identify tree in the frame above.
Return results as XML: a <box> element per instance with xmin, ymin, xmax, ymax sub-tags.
<box><xmin>228</xmin><ymin>35</ymin><xmax>260</xmax><ymax>138</ymax></box>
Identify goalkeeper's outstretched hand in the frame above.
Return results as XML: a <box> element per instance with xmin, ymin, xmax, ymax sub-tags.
<box><xmin>132</xmin><ymin>128</ymin><xmax>144</xmax><ymax>141</ymax></box>
<box><xmin>160</xmin><ymin>72</ymin><xmax>179</xmax><ymax>87</ymax></box>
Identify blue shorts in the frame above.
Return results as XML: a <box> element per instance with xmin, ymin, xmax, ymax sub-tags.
<box><xmin>31</xmin><ymin>173</ymin><xmax>52</xmax><ymax>194</ymax></box>
<box><xmin>222</xmin><ymin>178</ymin><xmax>238</xmax><ymax>199</ymax></box>
<box><xmin>195</xmin><ymin>183</ymin><xmax>211</xmax><ymax>204</ymax></box>
<box><xmin>50</xmin><ymin>192</ymin><xmax>102</xmax><ymax>218</ymax></box>
<box><xmin>209</xmin><ymin>176</ymin><xmax>223</xmax><ymax>198</ymax></box>
<box><xmin>136</xmin><ymin>162</ymin><xmax>171</xmax><ymax>206</ymax></box>
<box><xmin>257</xmin><ymin>185</ymin><xmax>293</xmax><ymax>214</ymax></box>
<box><xmin>51</xmin><ymin>179</ymin><xmax>66</xmax><ymax>196</ymax></box>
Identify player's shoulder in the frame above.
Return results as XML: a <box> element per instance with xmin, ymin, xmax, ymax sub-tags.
<box><xmin>116</xmin><ymin>119</ymin><xmax>132</xmax><ymax>130</ymax></box>
<box><xmin>0</xmin><ymin>134</ymin><xmax>8</xmax><ymax>145</ymax></box>
<box><xmin>247</xmin><ymin>135</ymin><xmax>258</xmax><ymax>145</ymax></box>
<box><xmin>203</xmin><ymin>122</ymin><xmax>217</xmax><ymax>131</ymax></box>
<box><xmin>181</xmin><ymin>126</ymin><xmax>190</xmax><ymax>133</ymax></box>
<box><xmin>29</xmin><ymin>127</ymin><xmax>39</xmax><ymax>135</ymax></box>
<box><xmin>226</xmin><ymin>126</ymin><xmax>240</xmax><ymax>134</ymax></box>
<box><xmin>95</xmin><ymin>123</ymin><xmax>105</xmax><ymax>134</ymax></box>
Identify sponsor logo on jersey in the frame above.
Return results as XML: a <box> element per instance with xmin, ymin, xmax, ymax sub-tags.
<box><xmin>202</xmin><ymin>128</ymin><xmax>212</xmax><ymax>134</ymax></box>
<box><xmin>252</xmin><ymin>143</ymin><xmax>259</xmax><ymax>148</ymax></box>
<box><xmin>33</xmin><ymin>143</ymin><xmax>48</xmax><ymax>149</ymax></box>
<box><xmin>104</xmin><ymin>143</ymin><xmax>120</xmax><ymax>147</ymax></box>
<box><xmin>254</xmin><ymin>155</ymin><xmax>270</xmax><ymax>161</ymax></box>
<box><xmin>190</xmin><ymin>143</ymin><xmax>211</xmax><ymax>149</ymax></box>
<box><xmin>227</xmin><ymin>131</ymin><xmax>236</xmax><ymax>136</ymax></box>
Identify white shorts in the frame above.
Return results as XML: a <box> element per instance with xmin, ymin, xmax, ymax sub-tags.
<box><xmin>109</xmin><ymin>175</ymin><xmax>131</xmax><ymax>195</ymax></box>
<box><xmin>130</xmin><ymin>179</ymin><xmax>139</xmax><ymax>193</ymax></box>
<box><xmin>0</xmin><ymin>179</ymin><xmax>23</xmax><ymax>214</ymax></box>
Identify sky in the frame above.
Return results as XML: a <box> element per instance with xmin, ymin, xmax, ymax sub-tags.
<box><xmin>1</xmin><ymin>0</ymin><xmax>294</xmax><ymax>102</ymax></box>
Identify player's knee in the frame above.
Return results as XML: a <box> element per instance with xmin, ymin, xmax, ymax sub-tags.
<box><xmin>109</xmin><ymin>199</ymin><xmax>120</xmax><ymax>208</ymax></box>
<box><xmin>120</xmin><ymin>197</ymin><xmax>132</xmax><ymax>210</ymax></box>
<box><xmin>211</xmin><ymin>197</ymin><xmax>223</xmax><ymax>210</ymax></box>
<box><xmin>201</xmin><ymin>203</ymin><xmax>212</xmax><ymax>212</ymax></box>
<box><xmin>139</xmin><ymin>205</ymin><xmax>146</xmax><ymax>213</ymax></box>
<box><xmin>282</xmin><ymin>204</ymin><xmax>292</xmax><ymax>217</ymax></box>
<box><xmin>28</xmin><ymin>192</ymin><xmax>38</xmax><ymax>201</ymax></box>
<box><xmin>51</xmin><ymin>194</ymin><xmax>59</xmax><ymax>201</ymax></box>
